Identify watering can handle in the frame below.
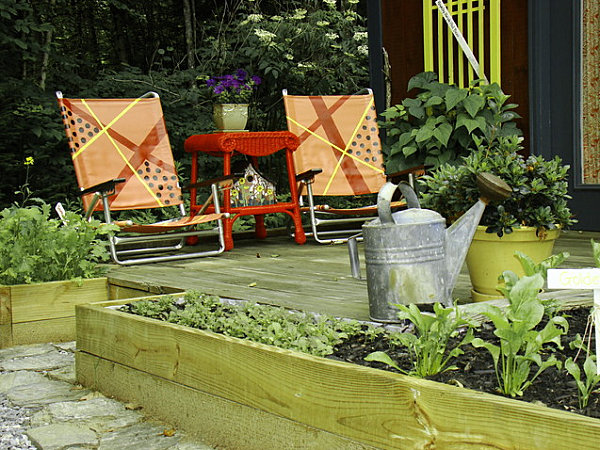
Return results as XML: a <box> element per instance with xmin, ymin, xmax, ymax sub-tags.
<box><xmin>377</xmin><ymin>182</ymin><xmax>421</xmax><ymax>225</ymax></box>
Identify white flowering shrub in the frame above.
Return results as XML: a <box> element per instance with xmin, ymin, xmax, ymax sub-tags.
<box><xmin>195</xmin><ymin>1</ymin><xmax>370</xmax><ymax>130</ymax></box>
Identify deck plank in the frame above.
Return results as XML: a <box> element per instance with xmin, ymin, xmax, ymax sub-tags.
<box><xmin>107</xmin><ymin>229</ymin><xmax>600</xmax><ymax>321</ymax></box>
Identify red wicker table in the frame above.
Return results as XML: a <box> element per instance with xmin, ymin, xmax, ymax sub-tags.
<box><xmin>184</xmin><ymin>131</ymin><xmax>306</xmax><ymax>251</ymax></box>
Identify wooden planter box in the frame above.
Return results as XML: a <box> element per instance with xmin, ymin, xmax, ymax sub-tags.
<box><xmin>76</xmin><ymin>299</ymin><xmax>600</xmax><ymax>449</ymax></box>
<box><xmin>0</xmin><ymin>277</ymin><xmax>165</xmax><ymax>348</ymax></box>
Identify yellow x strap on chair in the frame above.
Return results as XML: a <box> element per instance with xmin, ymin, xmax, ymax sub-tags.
<box><xmin>56</xmin><ymin>91</ymin><xmax>229</xmax><ymax>265</ymax></box>
<box><xmin>283</xmin><ymin>89</ymin><xmax>419</xmax><ymax>244</ymax></box>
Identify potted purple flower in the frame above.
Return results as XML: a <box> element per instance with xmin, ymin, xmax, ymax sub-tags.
<box><xmin>206</xmin><ymin>69</ymin><xmax>261</xmax><ymax>131</ymax></box>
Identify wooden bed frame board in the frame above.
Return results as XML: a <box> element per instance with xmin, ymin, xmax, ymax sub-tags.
<box><xmin>76</xmin><ymin>300</ymin><xmax>600</xmax><ymax>449</ymax></box>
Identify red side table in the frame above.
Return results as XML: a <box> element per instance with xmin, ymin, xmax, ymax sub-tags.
<box><xmin>184</xmin><ymin>131</ymin><xmax>306</xmax><ymax>251</ymax></box>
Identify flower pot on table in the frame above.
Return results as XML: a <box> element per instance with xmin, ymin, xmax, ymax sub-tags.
<box><xmin>213</xmin><ymin>103</ymin><xmax>249</xmax><ymax>132</ymax></box>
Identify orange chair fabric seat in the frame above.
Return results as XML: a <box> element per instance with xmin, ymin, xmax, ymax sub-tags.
<box><xmin>56</xmin><ymin>91</ymin><xmax>228</xmax><ymax>264</ymax></box>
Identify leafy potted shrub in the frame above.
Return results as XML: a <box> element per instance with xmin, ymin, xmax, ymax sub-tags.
<box><xmin>378</xmin><ymin>71</ymin><xmax>522</xmax><ymax>172</ymax></box>
<box><xmin>418</xmin><ymin>134</ymin><xmax>576</xmax><ymax>300</ymax></box>
<box><xmin>0</xmin><ymin>201</ymin><xmax>116</xmax><ymax>347</ymax></box>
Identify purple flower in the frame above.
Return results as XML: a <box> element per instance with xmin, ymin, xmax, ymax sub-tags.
<box><xmin>207</xmin><ymin>69</ymin><xmax>261</xmax><ymax>102</ymax></box>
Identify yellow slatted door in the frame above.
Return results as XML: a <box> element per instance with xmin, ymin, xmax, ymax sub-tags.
<box><xmin>423</xmin><ymin>0</ymin><xmax>501</xmax><ymax>87</ymax></box>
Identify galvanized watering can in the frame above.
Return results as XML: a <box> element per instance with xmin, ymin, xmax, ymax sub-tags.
<box><xmin>350</xmin><ymin>172</ymin><xmax>511</xmax><ymax>322</ymax></box>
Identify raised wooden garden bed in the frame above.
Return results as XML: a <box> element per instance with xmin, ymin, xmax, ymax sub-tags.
<box><xmin>0</xmin><ymin>277</ymin><xmax>172</xmax><ymax>348</ymax></box>
<box><xmin>75</xmin><ymin>297</ymin><xmax>600</xmax><ymax>449</ymax></box>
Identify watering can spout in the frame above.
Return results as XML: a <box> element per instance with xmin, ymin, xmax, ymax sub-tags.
<box><xmin>444</xmin><ymin>173</ymin><xmax>512</xmax><ymax>302</ymax></box>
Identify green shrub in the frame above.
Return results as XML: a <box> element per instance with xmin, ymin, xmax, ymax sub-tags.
<box><xmin>379</xmin><ymin>72</ymin><xmax>521</xmax><ymax>172</ymax></box>
<box><xmin>419</xmin><ymin>135</ymin><xmax>575</xmax><ymax>236</ymax></box>
<box><xmin>0</xmin><ymin>202</ymin><xmax>115</xmax><ymax>284</ymax></box>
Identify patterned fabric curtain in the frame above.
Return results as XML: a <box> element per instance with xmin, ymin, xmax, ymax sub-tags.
<box><xmin>582</xmin><ymin>0</ymin><xmax>600</xmax><ymax>184</ymax></box>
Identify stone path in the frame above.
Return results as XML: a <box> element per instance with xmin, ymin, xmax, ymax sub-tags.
<box><xmin>0</xmin><ymin>342</ymin><xmax>215</xmax><ymax>450</ymax></box>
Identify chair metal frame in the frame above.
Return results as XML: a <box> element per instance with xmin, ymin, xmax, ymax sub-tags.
<box><xmin>56</xmin><ymin>91</ymin><xmax>228</xmax><ymax>265</ymax></box>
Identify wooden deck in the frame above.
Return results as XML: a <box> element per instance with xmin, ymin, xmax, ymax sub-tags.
<box><xmin>107</xmin><ymin>229</ymin><xmax>600</xmax><ymax>321</ymax></box>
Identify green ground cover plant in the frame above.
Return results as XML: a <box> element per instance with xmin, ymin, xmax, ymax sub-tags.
<box><xmin>123</xmin><ymin>291</ymin><xmax>376</xmax><ymax>357</ymax></box>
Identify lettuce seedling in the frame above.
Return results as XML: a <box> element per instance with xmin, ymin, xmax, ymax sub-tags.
<box><xmin>565</xmin><ymin>356</ymin><xmax>600</xmax><ymax>409</ymax></box>
<box><xmin>365</xmin><ymin>302</ymin><xmax>474</xmax><ymax>378</ymax></box>
<box><xmin>472</xmin><ymin>272</ymin><xmax>568</xmax><ymax>397</ymax></box>
<box><xmin>513</xmin><ymin>250</ymin><xmax>570</xmax><ymax>281</ymax></box>
<box><xmin>513</xmin><ymin>250</ymin><xmax>570</xmax><ymax>318</ymax></box>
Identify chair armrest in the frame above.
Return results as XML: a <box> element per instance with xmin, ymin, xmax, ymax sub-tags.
<box><xmin>79</xmin><ymin>178</ymin><xmax>126</xmax><ymax>196</ymax></box>
<box><xmin>183</xmin><ymin>174</ymin><xmax>239</xmax><ymax>190</ymax></box>
<box><xmin>296</xmin><ymin>168</ymin><xmax>323</xmax><ymax>183</ymax></box>
<box><xmin>387</xmin><ymin>165</ymin><xmax>430</xmax><ymax>183</ymax></box>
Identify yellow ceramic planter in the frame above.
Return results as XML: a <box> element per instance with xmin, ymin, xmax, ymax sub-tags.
<box><xmin>465</xmin><ymin>226</ymin><xmax>561</xmax><ymax>302</ymax></box>
<box><xmin>213</xmin><ymin>103</ymin><xmax>249</xmax><ymax>132</ymax></box>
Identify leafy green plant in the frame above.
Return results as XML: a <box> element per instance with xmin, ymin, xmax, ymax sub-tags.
<box><xmin>1</xmin><ymin>1</ymin><xmax>370</xmax><ymax>212</ymax></box>
<box><xmin>564</xmin><ymin>313</ymin><xmax>600</xmax><ymax>410</ymax></box>
<box><xmin>379</xmin><ymin>72</ymin><xmax>521</xmax><ymax>172</ymax></box>
<box><xmin>419</xmin><ymin>134</ymin><xmax>575</xmax><ymax>236</ymax></box>
<box><xmin>365</xmin><ymin>302</ymin><xmax>475</xmax><ymax>378</ymax></box>
<box><xmin>565</xmin><ymin>356</ymin><xmax>600</xmax><ymax>409</ymax></box>
<box><xmin>514</xmin><ymin>250</ymin><xmax>570</xmax><ymax>281</ymax></box>
<box><xmin>0</xmin><ymin>203</ymin><xmax>115</xmax><ymax>284</ymax></box>
<box><xmin>124</xmin><ymin>291</ymin><xmax>366</xmax><ymax>357</ymax></box>
<box><xmin>471</xmin><ymin>272</ymin><xmax>569</xmax><ymax>397</ymax></box>
<box><xmin>514</xmin><ymin>250</ymin><xmax>570</xmax><ymax>318</ymax></box>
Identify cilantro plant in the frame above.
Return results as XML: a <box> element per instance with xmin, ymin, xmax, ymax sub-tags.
<box><xmin>124</xmin><ymin>291</ymin><xmax>366</xmax><ymax>358</ymax></box>
<box><xmin>365</xmin><ymin>303</ymin><xmax>475</xmax><ymax>378</ymax></box>
<box><xmin>0</xmin><ymin>203</ymin><xmax>115</xmax><ymax>285</ymax></box>
<box><xmin>471</xmin><ymin>272</ymin><xmax>569</xmax><ymax>397</ymax></box>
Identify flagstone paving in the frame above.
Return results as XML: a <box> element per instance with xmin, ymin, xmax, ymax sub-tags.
<box><xmin>0</xmin><ymin>342</ymin><xmax>214</xmax><ymax>450</ymax></box>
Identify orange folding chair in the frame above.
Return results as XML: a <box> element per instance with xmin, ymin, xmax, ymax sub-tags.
<box><xmin>56</xmin><ymin>91</ymin><xmax>229</xmax><ymax>265</ymax></box>
<box><xmin>283</xmin><ymin>89</ymin><xmax>421</xmax><ymax>243</ymax></box>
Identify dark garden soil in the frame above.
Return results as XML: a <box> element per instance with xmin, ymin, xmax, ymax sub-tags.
<box><xmin>328</xmin><ymin>306</ymin><xmax>600</xmax><ymax>419</ymax></box>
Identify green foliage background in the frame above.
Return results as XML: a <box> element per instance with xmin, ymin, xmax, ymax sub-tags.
<box><xmin>0</xmin><ymin>0</ymin><xmax>369</xmax><ymax>210</ymax></box>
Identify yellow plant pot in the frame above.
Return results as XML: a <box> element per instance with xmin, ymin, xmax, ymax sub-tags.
<box><xmin>465</xmin><ymin>226</ymin><xmax>561</xmax><ymax>302</ymax></box>
<box><xmin>213</xmin><ymin>103</ymin><xmax>249</xmax><ymax>132</ymax></box>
